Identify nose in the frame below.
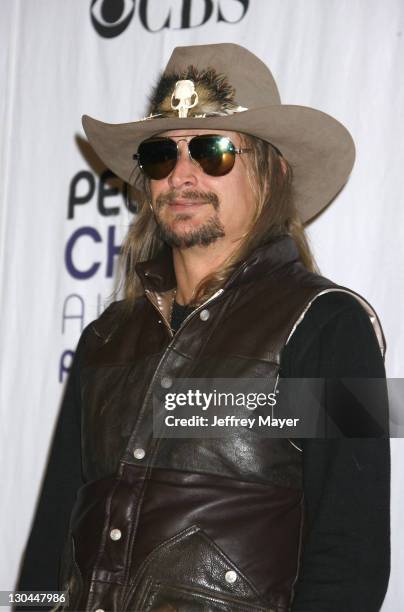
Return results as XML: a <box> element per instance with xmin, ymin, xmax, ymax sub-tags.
<box><xmin>168</xmin><ymin>140</ymin><xmax>198</xmax><ymax>190</ymax></box>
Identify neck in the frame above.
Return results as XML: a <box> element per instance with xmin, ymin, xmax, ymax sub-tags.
<box><xmin>172</xmin><ymin>240</ymin><xmax>237</xmax><ymax>305</ymax></box>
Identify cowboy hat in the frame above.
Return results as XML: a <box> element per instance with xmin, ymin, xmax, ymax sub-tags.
<box><xmin>82</xmin><ymin>43</ymin><xmax>355</xmax><ymax>223</ymax></box>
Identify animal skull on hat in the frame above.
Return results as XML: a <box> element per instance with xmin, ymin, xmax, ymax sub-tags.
<box><xmin>170</xmin><ymin>79</ymin><xmax>199</xmax><ymax>118</ymax></box>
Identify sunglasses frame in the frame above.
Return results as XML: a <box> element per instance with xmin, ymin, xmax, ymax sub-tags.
<box><xmin>133</xmin><ymin>134</ymin><xmax>252</xmax><ymax>180</ymax></box>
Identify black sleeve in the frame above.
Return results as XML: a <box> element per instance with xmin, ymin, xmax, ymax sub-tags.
<box><xmin>282</xmin><ymin>292</ymin><xmax>391</xmax><ymax>612</ymax></box>
<box><xmin>16</xmin><ymin>329</ymin><xmax>88</xmax><ymax>601</ymax></box>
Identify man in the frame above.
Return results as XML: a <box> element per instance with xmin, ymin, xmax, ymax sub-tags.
<box><xmin>18</xmin><ymin>44</ymin><xmax>390</xmax><ymax>611</ymax></box>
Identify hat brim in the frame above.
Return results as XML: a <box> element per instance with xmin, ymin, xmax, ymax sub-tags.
<box><xmin>82</xmin><ymin>106</ymin><xmax>355</xmax><ymax>223</ymax></box>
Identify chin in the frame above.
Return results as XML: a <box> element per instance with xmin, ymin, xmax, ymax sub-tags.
<box><xmin>168</xmin><ymin>216</ymin><xmax>204</xmax><ymax>232</ymax></box>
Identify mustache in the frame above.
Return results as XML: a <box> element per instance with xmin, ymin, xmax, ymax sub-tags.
<box><xmin>155</xmin><ymin>189</ymin><xmax>220</xmax><ymax>211</ymax></box>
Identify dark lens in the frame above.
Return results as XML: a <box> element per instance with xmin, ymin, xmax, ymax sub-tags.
<box><xmin>189</xmin><ymin>135</ymin><xmax>236</xmax><ymax>176</ymax></box>
<box><xmin>137</xmin><ymin>138</ymin><xmax>177</xmax><ymax>180</ymax></box>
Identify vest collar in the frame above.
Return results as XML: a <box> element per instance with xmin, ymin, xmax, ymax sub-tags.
<box><xmin>135</xmin><ymin>235</ymin><xmax>301</xmax><ymax>295</ymax></box>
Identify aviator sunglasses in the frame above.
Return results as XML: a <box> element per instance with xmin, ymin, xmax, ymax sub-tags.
<box><xmin>133</xmin><ymin>134</ymin><xmax>251</xmax><ymax>180</ymax></box>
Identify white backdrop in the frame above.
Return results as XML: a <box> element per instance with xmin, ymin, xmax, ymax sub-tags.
<box><xmin>1</xmin><ymin>0</ymin><xmax>403</xmax><ymax>609</ymax></box>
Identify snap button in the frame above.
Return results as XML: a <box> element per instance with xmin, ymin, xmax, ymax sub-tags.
<box><xmin>109</xmin><ymin>528</ymin><xmax>122</xmax><ymax>541</ymax></box>
<box><xmin>199</xmin><ymin>308</ymin><xmax>210</xmax><ymax>321</ymax></box>
<box><xmin>133</xmin><ymin>447</ymin><xmax>146</xmax><ymax>460</ymax></box>
<box><xmin>225</xmin><ymin>570</ymin><xmax>237</xmax><ymax>584</ymax></box>
<box><xmin>161</xmin><ymin>376</ymin><xmax>173</xmax><ymax>389</ymax></box>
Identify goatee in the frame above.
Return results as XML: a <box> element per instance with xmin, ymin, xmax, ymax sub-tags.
<box><xmin>154</xmin><ymin>189</ymin><xmax>225</xmax><ymax>249</ymax></box>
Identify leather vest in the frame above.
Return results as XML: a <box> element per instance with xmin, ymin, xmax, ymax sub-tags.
<box><xmin>60</xmin><ymin>236</ymin><xmax>384</xmax><ymax>612</ymax></box>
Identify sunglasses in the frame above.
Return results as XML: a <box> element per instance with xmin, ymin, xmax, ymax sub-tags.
<box><xmin>133</xmin><ymin>134</ymin><xmax>251</xmax><ymax>180</ymax></box>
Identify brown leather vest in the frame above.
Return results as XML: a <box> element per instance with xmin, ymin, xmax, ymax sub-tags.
<box><xmin>60</xmin><ymin>236</ymin><xmax>384</xmax><ymax>612</ymax></box>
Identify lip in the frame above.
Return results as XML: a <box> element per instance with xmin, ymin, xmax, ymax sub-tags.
<box><xmin>168</xmin><ymin>200</ymin><xmax>208</xmax><ymax>209</ymax></box>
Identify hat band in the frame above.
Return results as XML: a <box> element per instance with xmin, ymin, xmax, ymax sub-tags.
<box><xmin>138</xmin><ymin>105</ymin><xmax>249</xmax><ymax>123</ymax></box>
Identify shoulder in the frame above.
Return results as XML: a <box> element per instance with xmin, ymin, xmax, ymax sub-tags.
<box><xmin>91</xmin><ymin>299</ymin><xmax>128</xmax><ymax>340</ymax></box>
<box><xmin>280</xmin><ymin>290</ymin><xmax>386</xmax><ymax>378</ymax></box>
<box><xmin>85</xmin><ymin>297</ymin><xmax>147</xmax><ymax>343</ymax></box>
<box><xmin>67</xmin><ymin>298</ymin><xmax>146</xmax><ymax>368</ymax></box>
<box><xmin>295</xmin><ymin>289</ymin><xmax>374</xmax><ymax>329</ymax></box>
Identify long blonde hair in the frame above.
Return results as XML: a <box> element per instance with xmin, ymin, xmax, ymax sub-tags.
<box><xmin>119</xmin><ymin>133</ymin><xmax>317</xmax><ymax>306</ymax></box>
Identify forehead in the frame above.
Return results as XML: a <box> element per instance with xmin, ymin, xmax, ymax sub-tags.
<box><xmin>156</xmin><ymin>128</ymin><xmax>242</xmax><ymax>142</ymax></box>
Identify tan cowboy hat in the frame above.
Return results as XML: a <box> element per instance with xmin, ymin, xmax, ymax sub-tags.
<box><xmin>82</xmin><ymin>43</ymin><xmax>355</xmax><ymax>223</ymax></box>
